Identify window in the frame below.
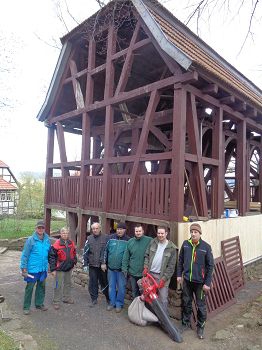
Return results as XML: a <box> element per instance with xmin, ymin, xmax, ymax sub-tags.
<box><xmin>6</xmin><ymin>193</ymin><xmax>12</xmax><ymax>201</ymax></box>
<box><xmin>0</xmin><ymin>193</ymin><xmax>6</xmax><ymax>201</ymax></box>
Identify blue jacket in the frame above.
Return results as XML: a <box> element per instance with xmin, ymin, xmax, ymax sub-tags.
<box><xmin>103</xmin><ymin>233</ymin><xmax>130</xmax><ymax>270</ymax></box>
<box><xmin>20</xmin><ymin>232</ymin><xmax>51</xmax><ymax>273</ymax></box>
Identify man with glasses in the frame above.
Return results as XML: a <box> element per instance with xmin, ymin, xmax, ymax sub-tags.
<box><xmin>143</xmin><ymin>226</ymin><xmax>177</xmax><ymax>313</ymax></box>
<box><xmin>20</xmin><ymin>220</ymin><xmax>51</xmax><ymax>315</ymax></box>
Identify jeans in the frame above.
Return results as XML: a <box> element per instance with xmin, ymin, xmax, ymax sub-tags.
<box><xmin>89</xmin><ymin>266</ymin><xmax>109</xmax><ymax>302</ymax></box>
<box><xmin>129</xmin><ymin>275</ymin><xmax>141</xmax><ymax>299</ymax></box>
<box><xmin>23</xmin><ymin>280</ymin><xmax>46</xmax><ymax>310</ymax></box>
<box><xmin>182</xmin><ymin>279</ymin><xmax>207</xmax><ymax>328</ymax></box>
<box><xmin>108</xmin><ymin>269</ymin><xmax>126</xmax><ymax>308</ymax></box>
<box><xmin>53</xmin><ymin>270</ymin><xmax>72</xmax><ymax>304</ymax></box>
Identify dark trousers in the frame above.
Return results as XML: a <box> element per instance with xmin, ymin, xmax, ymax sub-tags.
<box><xmin>129</xmin><ymin>275</ymin><xmax>141</xmax><ymax>299</ymax></box>
<box><xmin>88</xmin><ymin>266</ymin><xmax>109</xmax><ymax>302</ymax></box>
<box><xmin>182</xmin><ymin>279</ymin><xmax>207</xmax><ymax>328</ymax></box>
<box><xmin>23</xmin><ymin>280</ymin><xmax>45</xmax><ymax>310</ymax></box>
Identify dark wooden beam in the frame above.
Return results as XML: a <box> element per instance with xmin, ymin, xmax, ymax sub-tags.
<box><xmin>203</xmin><ymin>83</ymin><xmax>218</xmax><ymax>95</ymax></box>
<box><xmin>236</xmin><ymin>120</ymin><xmax>247</xmax><ymax>215</ymax></box>
<box><xmin>123</xmin><ymin>90</ymin><xmax>160</xmax><ymax>214</ymax></box>
<box><xmin>211</xmin><ymin>107</ymin><xmax>224</xmax><ymax>218</ymax></box>
<box><xmin>50</xmin><ymin>72</ymin><xmax>198</xmax><ymax>124</ymax></box>
<box><xmin>219</xmin><ymin>95</ymin><xmax>235</xmax><ymax>105</ymax></box>
<box><xmin>169</xmin><ymin>85</ymin><xmax>186</xmax><ymax>221</ymax></box>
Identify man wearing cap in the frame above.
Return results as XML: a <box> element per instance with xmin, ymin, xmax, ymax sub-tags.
<box><xmin>20</xmin><ymin>220</ymin><xmax>51</xmax><ymax>315</ymax></box>
<box><xmin>177</xmin><ymin>223</ymin><xmax>214</xmax><ymax>339</ymax></box>
<box><xmin>102</xmin><ymin>222</ymin><xmax>130</xmax><ymax>312</ymax></box>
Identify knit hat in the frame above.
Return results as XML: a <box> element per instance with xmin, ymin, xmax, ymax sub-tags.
<box><xmin>190</xmin><ymin>223</ymin><xmax>202</xmax><ymax>234</ymax></box>
<box><xmin>117</xmin><ymin>222</ymin><xmax>126</xmax><ymax>229</ymax></box>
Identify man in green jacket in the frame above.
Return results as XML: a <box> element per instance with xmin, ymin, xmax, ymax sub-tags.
<box><xmin>143</xmin><ymin>226</ymin><xmax>177</xmax><ymax>312</ymax></box>
<box><xmin>122</xmin><ymin>224</ymin><xmax>152</xmax><ymax>298</ymax></box>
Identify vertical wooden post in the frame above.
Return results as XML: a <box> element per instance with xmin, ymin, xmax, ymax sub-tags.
<box><xmin>236</xmin><ymin>120</ymin><xmax>247</xmax><ymax>215</ymax></box>
<box><xmin>211</xmin><ymin>107</ymin><xmax>224</xmax><ymax>218</ymax></box>
<box><xmin>259</xmin><ymin>139</ymin><xmax>262</xmax><ymax>213</ymax></box>
<box><xmin>44</xmin><ymin>126</ymin><xmax>55</xmax><ymax>234</ymax></box>
<box><xmin>56</xmin><ymin>122</ymin><xmax>70</xmax><ymax>206</ymax></box>
<box><xmin>102</xmin><ymin>25</ymin><xmax>116</xmax><ymax>213</ymax></box>
<box><xmin>170</xmin><ymin>85</ymin><xmax>186</xmax><ymax>221</ymax></box>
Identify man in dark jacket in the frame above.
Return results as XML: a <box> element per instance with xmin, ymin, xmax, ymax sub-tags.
<box><xmin>143</xmin><ymin>226</ymin><xmax>177</xmax><ymax>313</ymax></box>
<box><xmin>102</xmin><ymin>222</ymin><xmax>130</xmax><ymax>313</ymax></box>
<box><xmin>177</xmin><ymin>223</ymin><xmax>214</xmax><ymax>339</ymax></box>
<box><xmin>48</xmin><ymin>227</ymin><xmax>77</xmax><ymax>310</ymax></box>
<box><xmin>83</xmin><ymin>222</ymin><xmax>109</xmax><ymax>307</ymax></box>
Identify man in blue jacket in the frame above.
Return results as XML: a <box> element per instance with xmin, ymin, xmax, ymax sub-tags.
<box><xmin>177</xmin><ymin>223</ymin><xmax>214</xmax><ymax>339</ymax></box>
<box><xmin>20</xmin><ymin>220</ymin><xmax>51</xmax><ymax>315</ymax></box>
<box><xmin>102</xmin><ymin>222</ymin><xmax>130</xmax><ymax>313</ymax></box>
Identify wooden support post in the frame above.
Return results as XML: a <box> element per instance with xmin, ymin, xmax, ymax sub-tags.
<box><xmin>259</xmin><ymin>139</ymin><xmax>262</xmax><ymax>213</ymax></box>
<box><xmin>78</xmin><ymin>213</ymin><xmax>89</xmax><ymax>249</ymax></box>
<box><xmin>56</xmin><ymin>122</ymin><xmax>70</xmax><ymax>206</ymax></box>
<box><xmin>211</xmin><ymin>107</ymin><xmax>224</xmax><ymax>218</ymax></box>
<box><xmin>102</xmin><ymin>25</ymin><xmax>116</xmax><ymax>212</ymax></box>
<box><xmin>186</xmin><ymin>93</ymin><xmax>208</xmax><ymax>217</ymax></box>
<box><xmin>170</xmin><ymin>85</ymin><xmax>186</xmax><ymax>221</ymax></box>
<box><xmin>236</xmin><ymin>120</ymin><xmax>247</xmax><ymax>215</ymax></box>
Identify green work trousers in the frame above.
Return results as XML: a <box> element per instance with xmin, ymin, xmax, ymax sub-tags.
<box><xmin>53</xmin><ymin>270</ymin><xmax>72</xmax><ymax>304</ymax></box>
<box><xmin>23</xmin><ymin>280</ymin><xmax>46</xmax><ymax>310</ymax></box>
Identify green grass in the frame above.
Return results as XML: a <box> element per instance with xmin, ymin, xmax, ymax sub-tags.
<box><xmin>0</xmin><ymin>217</ymin><xmax>67</xmax><ymax>239</ymax></box>
<box><xmin>0</xmin><ymin>330</ymin><xmax>18</xmax><ymax>350</ymax></box>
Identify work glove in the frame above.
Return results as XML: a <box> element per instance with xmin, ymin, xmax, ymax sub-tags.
<box><xmin>158</xmin><ymin>279</ymin><xmax>165</xmax><ymax>289</ymax></box>
<box><xmin>101</xmin><ymin>264</ymin><xmax>107</xmax><ymax>272</ymax></box>
<box><xmin>83</xmin><ymin>266</ymin><xmax>89</xmax><ymax>273</ymax></box>
<box><xmin>142</xmin><ymin>267</ymin><xmax>148</xmax><ymax>277</ymax></box>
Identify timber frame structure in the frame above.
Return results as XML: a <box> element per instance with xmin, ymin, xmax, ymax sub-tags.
<box><xmin>37</xmin><ymin>0</ymin><xmax>262</xmax><ymax>247</ymax></box>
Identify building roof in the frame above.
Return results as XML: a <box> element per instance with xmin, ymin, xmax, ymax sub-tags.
<box><xmin>0</xmin><ymin>178</ymin><xmax>17</xmax><ymax>191</ymax></box>
<box><xmin>37</xmin><ymin>0</ymin><xmax>262</xmax><ymax>122</ymax></box>
<box><xmin>0</xmin><ymin>160</ymin><xmax>9</xmax><ymax>168</ymax></box>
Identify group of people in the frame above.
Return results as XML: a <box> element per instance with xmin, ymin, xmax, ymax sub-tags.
<box><xmin>20</xmin><ymin>220</ymin><xmax>214</xmax><ymax>340</ymax></box>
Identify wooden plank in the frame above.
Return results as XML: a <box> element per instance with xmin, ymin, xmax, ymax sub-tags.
<box><xmin>221</xmin><ymin>236</ymin><xmax>245</xmax><ymax>292</ymax></box>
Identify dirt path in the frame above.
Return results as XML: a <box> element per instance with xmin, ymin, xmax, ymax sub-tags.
<box><xmin>0</xmin><ymin>250</ymin><xmax>261</xmax><ymax>350</ymax></box>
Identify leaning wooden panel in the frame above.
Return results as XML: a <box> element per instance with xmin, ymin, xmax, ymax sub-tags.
<box><xmin>221</xmin><ymin>236</ymin><xmax>245</xmax><ymax>292</ymax></box>
<box><xmin>191</xmin><ymin>256</ymin><xmax>236</xmax><ymax>325</ymax></box>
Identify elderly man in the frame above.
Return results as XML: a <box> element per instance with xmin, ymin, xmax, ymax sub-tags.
<box><xmin>177</xmin><ymin>223</ymin><xmax>214</xmax><ymax>339</ymax></box>
<box><xmin>83</xmin><ymin>222</ymin><xmax>109</xmax><ymax>307</ymax></box>
<box><xmin>20</xmin><ymin>220</ymin><xmax>51</xmax><ymax>315</ymax></box>
<box><xmin>143</xmin><ymin>226</ymin><xmax>177</xmax><ymax>313</ymax></box>
<box><xmin>102</xmin><ymin>222</ymin><xmax>130</xmax><ymax>313</ymax></box>
<box><xmin>48</xmin><ymin>227</ymin><xmax>77</xmax><ymax>309</ymax></box>
<box><xmin>122</xmin><ymin>224</ymin><xmax>152</xmax><ymax>299</ymax></box>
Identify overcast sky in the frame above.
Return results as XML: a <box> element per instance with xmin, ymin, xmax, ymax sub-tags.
<box><xmin>0</xmin><ymin>0</ymin><xmax>261</xmax><ymax>177</ymax></box>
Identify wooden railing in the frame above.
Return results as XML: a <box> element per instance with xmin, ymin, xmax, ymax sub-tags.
<box><xmin>47</xmin><ymin>174</ymin><xmax>171</xmax><ymax>219</ymax></box>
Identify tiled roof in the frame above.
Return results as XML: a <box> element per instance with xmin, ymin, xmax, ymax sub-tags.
<box><xmin>0</xmin><ymin>178</ymin><xmax>17</xmax><ymax>190</ymax></box>
<box><xmin>0</xmin><ymin>160</ymin><xmax>9</xmax><ymax>168</ymax></box>
<box><xmin>144</xmin><ymin>3</ymin><xmax>262</xmax><ymax>109</ymax></box>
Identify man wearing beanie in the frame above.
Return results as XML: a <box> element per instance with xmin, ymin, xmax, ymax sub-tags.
<box><xmin>177</xmin><ymin>223</ymin><xmax>214</xmax><ymax>339</ymax></box>
<box><xmin>101</xmin><ymin>222</ymin><xmax>130</xmax><ymax>313</ymax></box>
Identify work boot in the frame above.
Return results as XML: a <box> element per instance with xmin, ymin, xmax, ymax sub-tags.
<box><xmin>197</xmin><ymin>326</ymin><xmax>204</xmax><ymax>339</ymax></box>
<box><xmin>89</xmin><ymin>299</ymin><xmax>97</xmax><ymax>308</ymax></box>
<box><xmin>36</xmin><ymin>305</ymin><xmax>48</xmax><ymax>311</ymax></box>
<box><xmin>23</xmin><ymin>309</ymin><xmax>30</xmax><ymax>315</ymax></box>
<box><xmin>107</xmin><ymin>305</ymin><xmax>114</xmax><ymax>311</ymax></box>
<box><xmin>115</xmin><ymin>307</ymin><xmax>122</xmax><ymax>313</ymax></box>
<box><xmin>179</xmin><ymin>323</ymin><xmax>191</xmax><ymax>333</ymax></box>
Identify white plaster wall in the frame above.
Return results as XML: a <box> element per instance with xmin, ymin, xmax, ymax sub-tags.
<box><xmin>177</xmin><ymin>215</ymin><xmax>262</xmax><ymax>264</ymax></box>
